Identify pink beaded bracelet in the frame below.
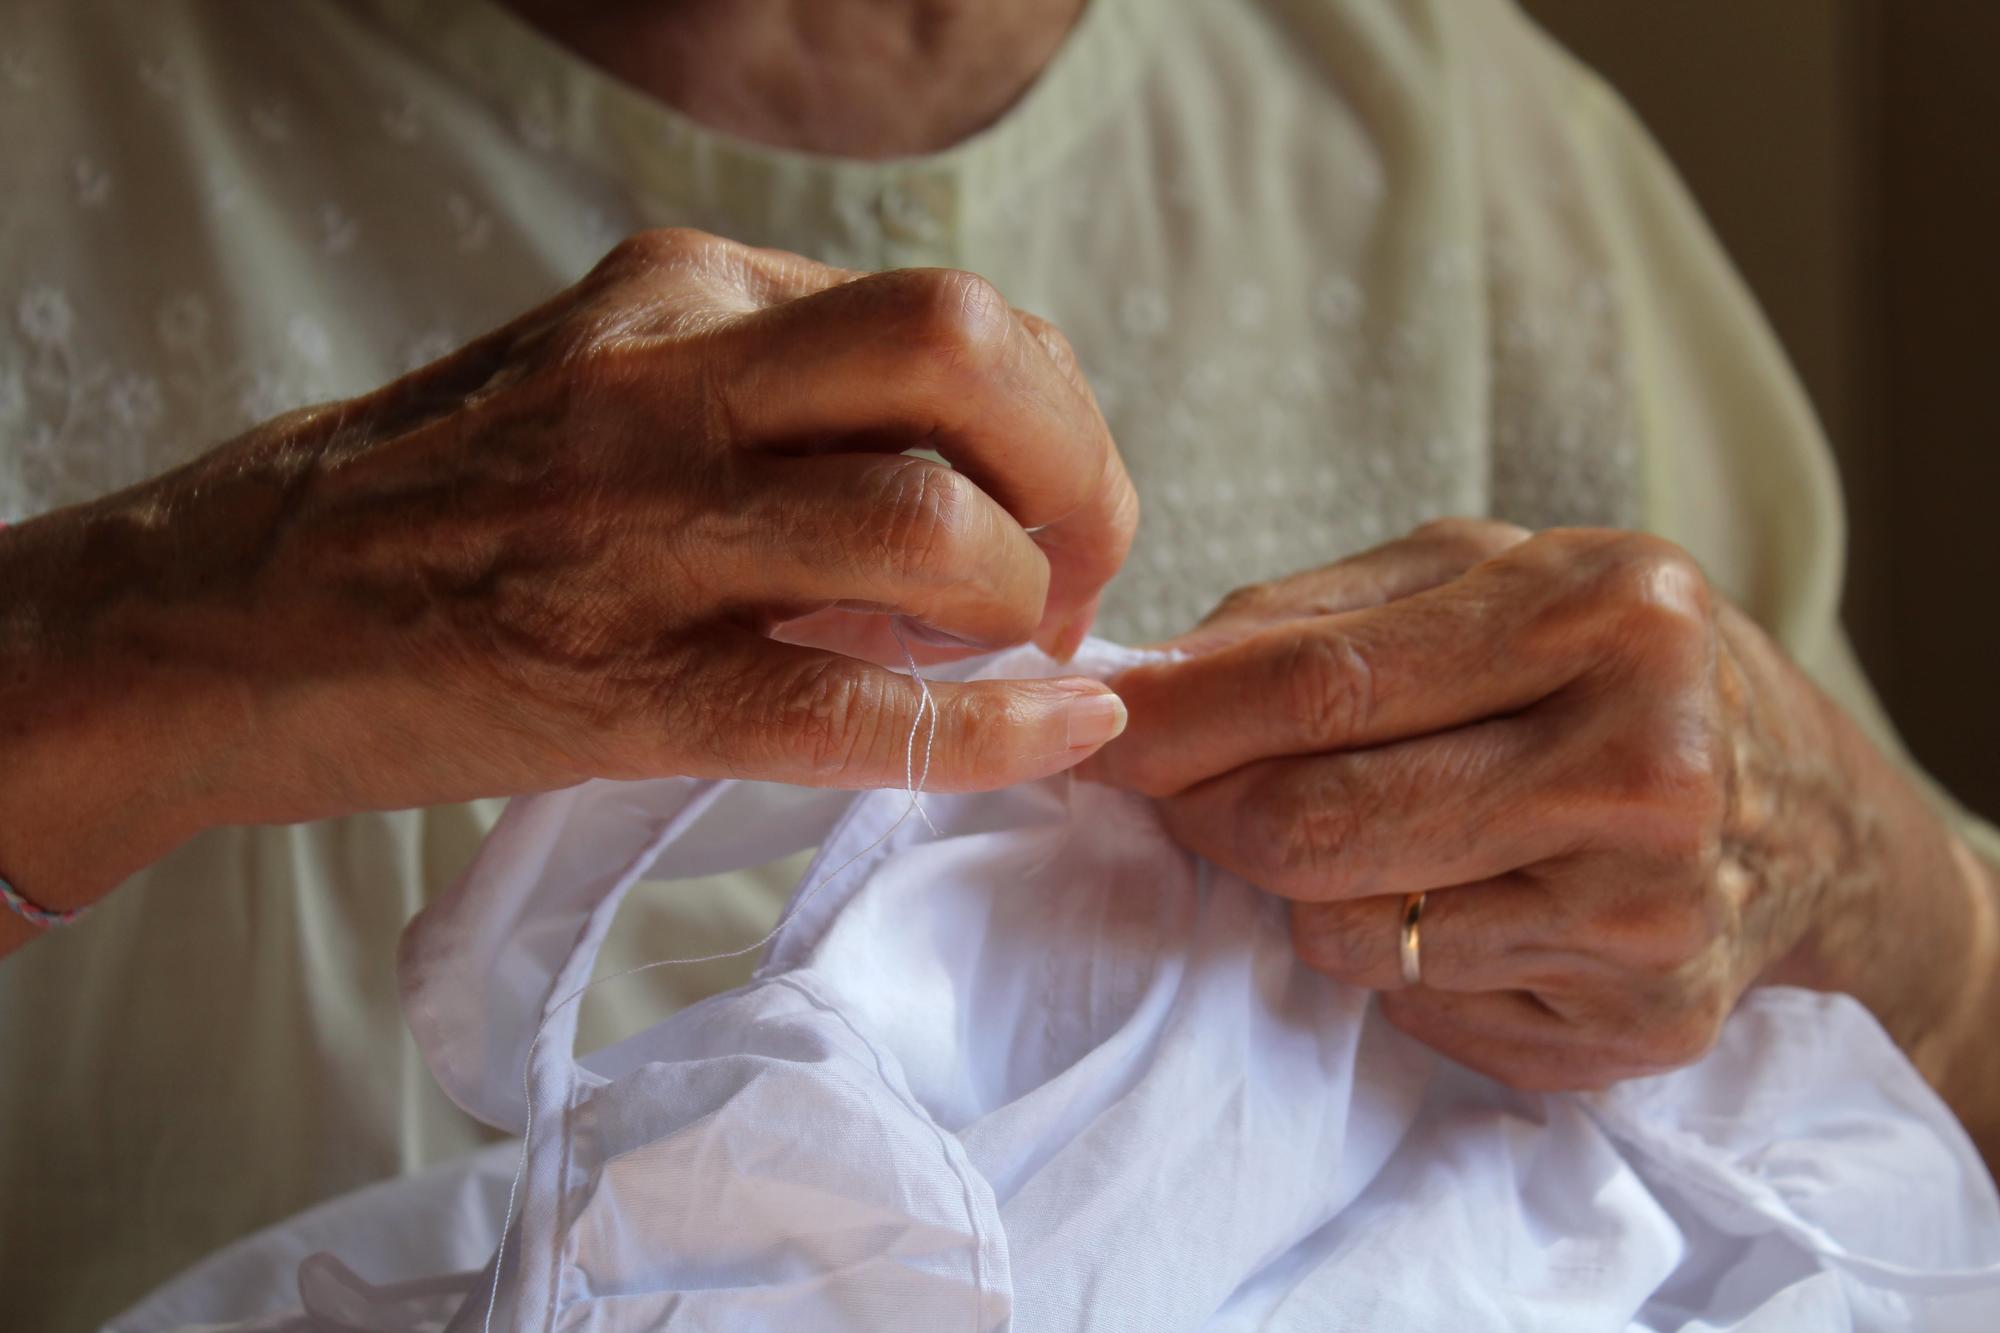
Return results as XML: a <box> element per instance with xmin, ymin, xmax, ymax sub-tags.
<box><xmin>1</xmin><ymin>876</ymin><xmax>87</xmax><ymax>928</ymax></box>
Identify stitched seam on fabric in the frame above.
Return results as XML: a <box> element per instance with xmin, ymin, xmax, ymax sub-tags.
<box><xmin>543</xmin><ymin>1064</ymin><xmax>578</xmax><ymax>1333</ymax></box>
<box><xmin>756</xmin><ymin>791</ymin><xmax>906</xmax><ymax>980</ymax></box>
<box><xmin>497</xmin><ymin>785</ymin><xmax>734</xmax><ymax>1333</ymax></box>
<box><xmin>561</xmin><ymin>782</ymin><xmax>738</xmax><ymax>1069</ymax></box>
<box><xmin>1579</xmin><ymin>1099</ymin><xmax>1862</xmax><ymax>1275</ymax></box>
<box><xmin>1583</xmin><ymin>1097</ymin><xmax>2000</xmax><ymax>1291</ymax></box>
<box><xmin>769</xmin><ymin>974</ymin><xmax>994</xmax><ymax>1330</ymax></box>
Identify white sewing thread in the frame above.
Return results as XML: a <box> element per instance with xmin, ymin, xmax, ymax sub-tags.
<box><xmin>482</xmin><ymin>625</ymin><xmax>941</xmax><ymax>1333</ymax></box>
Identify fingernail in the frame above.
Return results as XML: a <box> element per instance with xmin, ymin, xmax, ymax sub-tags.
<box><xmin>900</xmin><ymin>620</ymin><xmax>989</xmax><ymax>651</ymax></box>
<box><xmin>1064</xmin><ymin>691</ymin><xmax>1127</xmax><ymax>750</ymax></box>
<box><xmin>1053</xmin><ymin>614</ymin><xmax>1090</xmax><ymax>663</ymax></box>
<box><xmin>1035</xmin><ymin>600</ymin><xmax>1097</xmax><ymax>663</ymax></box>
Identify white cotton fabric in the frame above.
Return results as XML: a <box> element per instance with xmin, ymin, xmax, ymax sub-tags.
<box><xmin>13</xmin><ymin>1</ymin><xmax>2000</xmax><ymax>1325</ymax></box>
<box><xmin>117</xmin><ymin>642</ymin><xmax>2000</xmax><ymax>1332</ymax></box>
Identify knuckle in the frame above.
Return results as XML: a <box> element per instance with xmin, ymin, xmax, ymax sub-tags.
<box><xmin>1610</xmin><ymin>729</ymin><xmax>1716</xmax><ymax>803</ymax></box>
<box><xmin>1216</xmin><ymin>580</ymin><xmax>1280</xmax><ymax>616</ymax></box>
<box><xmin>1586</xmin><ymin>890</ymin><xmax>1726</xmax><ymax>993</ymax></box>
<box><xmin>1289</xmin><ymin>900</ymin><xmax>1377</xmax><ymax>978</ymax></box>
<box><xmin>1413</xmin><ymin>516</ymin><xmax>1531</xmax><ymax>564</ymax></box>
<box><xmin>868</xmin><ymin>461</ymin><xmax>979</xmax><ymax>586</ymax></box>
<box><xmin>1622</xmin><ymin>896</ymin><xmax>1724</xmax><ymax>974</ymax></box>
<box><xmin>775</xmin><ymin>661</ymin><xmax>888</xmax><ymax>780</ymax></box>
<box><xmin>1213</xmin><ymin>579</ymin><xmax>1281</xmax><ymax>620</ymax></box>
<box><xmin>1244</xmin><ymin>774</ymin><xmax>1361</xmax><ymax>893</ymax></box>
<box><xmin>896</xmin><ymin>269</ymin><xmax>1010</xmax><ymax>379</ymax></box>
<box><xmin>1018</xmin><ymin>310</ymin><xmax>1081</xmax><ymax>376</ymax></box>
<box><xmin>1586</xmin><ymin>535</ymin><xmax>1714</xmax><ymax>651</ymax></box>
<box><xmin>602</xmin><ymin>226</ymin><xmax>710</xmax><ymax>274</ymax></box>
<box><xmin>1377</xmin><ymin>996</ymin><xmax>1569</xmax><ymax>1091</ymax></box>
<box><xmin>935</xmin><ymin>686</ymin><xmax>1019</xmax><ymax>785</ymax></box>
<box><xmin>1658</xmin><ymin>794</ymin><xmax>1725</xmax><ymax>870</ymax></box>
<box><xmin>1237</xmin><ymin>782</ymin><xmax>1313</xmax><ymax>886</ymax></box>
<box><xmin>1586</xmin><ymin>724</ymin><xmax>1727</xmax><ymax>865</ymax></box>
<box><xmin>1278</xmin><ymin>632</ymin><xmax>1376</xmax><ymax>747</ymax></box>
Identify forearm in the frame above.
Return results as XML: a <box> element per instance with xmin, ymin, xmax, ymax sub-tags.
<box><xmin>0</xmin><ymin>239</ymin><xmax>1144</xmax><ymax>960</ymax></box>
<box><xmin>1797</xmin><ymin>722</ymin><xmax>2000</xmax><ymax>1165</ymax></box>
<box><xmin>0</xmin><ymin>411</ymin><xmax>349</xmax><ymax>953</ymax></box>
<box><xmin>1920</xmin><ymin>840</ymin><xmax>2000</xmax><ymax>1164</ymax></box>
<box><xmin>1737</xmin><ymin>610</ymin><xmax>2000</xmax><ymax>1167</ymax></box>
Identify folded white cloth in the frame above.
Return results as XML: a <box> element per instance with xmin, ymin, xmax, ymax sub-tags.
<box><xmin>116</xmin><ymin>641</ymin><xmax>2000</xmax><ymax>1332</ymax></box>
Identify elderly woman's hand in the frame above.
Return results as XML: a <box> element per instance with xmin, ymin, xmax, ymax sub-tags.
<box><xmin>1087</xmin><ymin>520</ymin><xmax>2000</xmax><ymax>1110</ymax></box>
<box><xmin>0</xmin><ymin>229</ymin><xmax>1135</xmax><ymax>932</ymax></box>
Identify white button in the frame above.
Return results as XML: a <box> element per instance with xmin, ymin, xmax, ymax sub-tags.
<box><xmin>880</xmin><ymin>177</ymin><xmax>950</xmax><ymax>244</ymax></box>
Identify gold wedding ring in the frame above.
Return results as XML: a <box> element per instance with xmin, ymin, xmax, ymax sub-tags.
<box><xmin>1399</xmin><ymin>891</ymin><xmax>1426</xmax><ymax>986</ymax></box>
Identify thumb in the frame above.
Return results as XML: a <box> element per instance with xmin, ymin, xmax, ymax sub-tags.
<box><xmin>687</xmin><ymin>636</ymin><xmax>1127</xmax><ymax>793</ymax></box>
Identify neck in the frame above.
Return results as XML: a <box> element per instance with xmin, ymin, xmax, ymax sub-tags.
<box><xmin>499</xmin><ymin>0</ymin><xmax>1088</xmax><ymax>158</ymax></box>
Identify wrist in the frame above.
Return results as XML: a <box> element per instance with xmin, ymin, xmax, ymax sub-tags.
<box><xmin>0</xmin><ymin>509</ymin><xmax>223</xmax><ymax>911</ymax></box>
<box><xmin>1742</xmin><ymin>623</ymin><xmax>1989</xmax><ymax>1066</ymax></box>
<box><xmin>0</xmin><ymin>411</ymin><xmax>348</xmax><ymax>915</ymax></box>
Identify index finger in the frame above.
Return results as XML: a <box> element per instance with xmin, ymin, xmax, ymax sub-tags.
<box><xmin>706</xmin><ymin>267</ymin><xmax>1137</xmax><ymax>657</ymax></box>
<box><xmin>1088</xmin><ymin>565</ymin><xmax>1586</xmax><ymax>798</ymax></box>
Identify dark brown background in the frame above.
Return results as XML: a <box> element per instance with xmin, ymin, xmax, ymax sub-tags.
<box><xmin>1523</xmin><ymin>0</ymin><xmax>1999</xmax><ymax>819</ymax></box>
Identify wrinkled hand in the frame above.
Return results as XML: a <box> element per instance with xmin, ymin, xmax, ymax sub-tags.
<box><xmin>231</xmin><ymin>229</ymin><xmax>1139</xmax><ymax>802</ymax></box>
<box><xmin>1087</xmin><ymin>519</ymin><xmax>1839</xmax><ymax>1091</ymax></box>
<box><xmin>0</xmin><ymin>230</ymin><xmax>1137</xmax><ymax>917</ymax></box>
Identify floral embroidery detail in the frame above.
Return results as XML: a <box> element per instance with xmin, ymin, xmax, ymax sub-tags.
<box><xmin>319</xmin><ymin>204</ymin><xmax>359</xmax><ymax>255</ymax></box>
<box><xmin>3</xmin><ymin>283</ymin><xmax>349</xmax><ymax>522</ymax></box>
<box><xmin>236</xmin><ymin>369</ymin><xmax>296</xmax><ymax>425</ymax></box>
<box><xmin>204</xmin><ymin>166</ymin><xmax>244</xmax><ymax>215</ymax></box>
<box><xmin>1275</xmin><ymin>350</ymin><xmax>1323</xmax><ymax>401</ymax></box>
<box><xmin>400</xmin><ymin>330</ymin><xmax>458</xmax><ymax>374</ymax></box>
<box><xmin>1118</xmin><ymin>288</ymin><xmax>1168</xmax><ymax>339</ymax></box>
<box><xmin>106</xmin><ymin>372</ymin><xmax>165</xmax><ymax>432</ymax></box>
<box><xmin>18</xmin><ymin>286</ymin><xmax>74</xmax><ymax>345</ymax></box>
<box><xmin>1310</xmin><ymin>274</ymin><xmax>1363</xmax><ymax>330</ymax></box>
<box><xmin>1183</xmin><ymin>361</ymin><xmax>1228</xmax><ymax>406</ymax></box>
<box><xmin>446</xmin><ymin>193</ymin><xmax>492</xmax><ymax>253</ymax></box>
<box><xmin>8</xmin><ymin>284</ymin><xmax>115</xmax><ymax>514</ymax></box>
<box><xmin>1227</xmin><ymin>283</ymin><xmax>1269</xmax><ymax>330</ymax></box>
<box><xmin>286</xmin><ymin>315</ymin><xmax>332</xmax><ymax>369</ymax></box>
<box><xmin>155</xmin><ymin>293</ymin><xmax>210</xmax><ymax>351</ymax></box>
<box><xmin>1382</xmin><ymin>323</ymin><xmax>1430</xmax><ymax>375</ymax></box>
<box><xmin>72</xmin><ymin>157</ymin><xmax>112</xmax><ymax>209</ymax></box>
<box><xmin>513</xmin><ymin>87</ymin><xmax>560</xmax><ymax>153</ymax></box>
<box><xmin>0</xmin><ymin>8</ymin><xmax>1641</xmax><ymax>643</ymax></box>
<box><xmin>0</xmin><ymin>368</ymin><xmax>26</xmax><ymax>425</ymax></box>
<box><xmin>577</xmin><ymin>209</ymin><xmax>623</xmax><ymax>258</ymax></box>
<box><xmin>1161</xmin><ymin>400</ymin><xmax>1200</xmax><ymax>444</ymax></box>
<box><xmin>380</xmin><ymin>97</ymin><xmax>423</xmax><ymax>144</ymax></box>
